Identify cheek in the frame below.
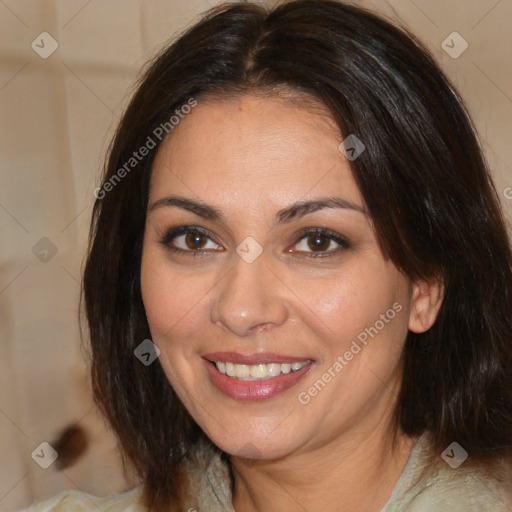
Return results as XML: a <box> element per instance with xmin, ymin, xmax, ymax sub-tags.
<box><xmin>141</xmin><ymin>256</ymin><xmax>170</xmax><ymax>333</ymax></box>
<box><xmin>295</xmin><ymin>264</ymin><xmax>409</xmax><ymax>421</ymax></box>
<box><xmin>140</xmin><ymin>248</ymin><xmax>213</xmax><ymax>345</ymax></box>
<box><xmin>292</xmin><ymin>260</ymin><xmax>407</xmax><ymax>354</ymax></box>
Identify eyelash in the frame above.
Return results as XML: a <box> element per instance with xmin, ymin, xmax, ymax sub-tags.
<box><xmin>158</xmin><ymin>226</ymin><xmax>351</xmax><ymax>259</ymax></box>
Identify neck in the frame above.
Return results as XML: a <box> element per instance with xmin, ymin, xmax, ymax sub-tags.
<box><xmin>230</xmin><ymin>416</ymin><xmax>417</xmax><ymax>512</ymax></box>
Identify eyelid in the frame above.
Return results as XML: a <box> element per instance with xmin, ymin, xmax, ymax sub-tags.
<box><xmin>159</xmin><ymin>225</ymin><xmax>350</xmax><ymax>257</ymax></box>
<box><xmin>288</xmin><ymin>227</ymin><xmax>351</xmax><ymax>256</ymax></box>
<box><xmin>159</xmin><ymin>225</ymin><xmax>222</xmax><ymax>250</ymax></box>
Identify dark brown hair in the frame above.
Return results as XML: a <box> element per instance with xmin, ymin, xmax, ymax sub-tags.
<box><xmin>82</xmin><ymin>1</ymin><xmax>512</xmax><ymax>510</ymax></box>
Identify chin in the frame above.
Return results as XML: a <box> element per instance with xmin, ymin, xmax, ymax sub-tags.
<box><xmin>203</xmin><ymin>419</ymin><xmax>311</xmax><ymax>461</ymax></box>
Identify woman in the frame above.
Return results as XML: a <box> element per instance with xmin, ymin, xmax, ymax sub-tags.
<box><xmin>22</xmin><ymin>0</ymin><xmax>512</xmax><ymax>510</ymax></box>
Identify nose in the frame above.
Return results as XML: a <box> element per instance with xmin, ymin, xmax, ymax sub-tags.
<box><xmin>210</xmin><ymin>252</ymin><xmax>289</xmax><ymax>337</ymax></box>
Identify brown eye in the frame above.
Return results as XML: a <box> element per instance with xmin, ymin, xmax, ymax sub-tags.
<box><xmin>307</xmin><ymin>233</ymin><xmax>331</xmax><ymax>252</ymax></box>
<box><xmin>291</xmin><ymin>228</ymin><xmax>350</xmax><ymax>258</ymax></box>
<box><xmin>160</xmin><ymin>226</ymin><xmax>222</xmax><ymax>255</ymax></box>
<box><xmin>184</xmin><ymin>231</ymin><xmax>208</xmax><ymax>250</ymax></box>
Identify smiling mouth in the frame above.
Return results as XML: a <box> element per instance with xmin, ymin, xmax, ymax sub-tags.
<box><xmin>213</xmin><ymin>360</ymin><xmax>311</xmax><ymax>380</ymax></box>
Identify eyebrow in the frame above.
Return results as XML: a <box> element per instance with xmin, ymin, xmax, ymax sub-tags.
<box><xmin>148</xmin><ymin>195</ymin><xmax>368</xmax><ymax>226</ymax></box>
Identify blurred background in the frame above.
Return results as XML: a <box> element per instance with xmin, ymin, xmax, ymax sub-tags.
<box><xmin>1</xmin><ymin>0</ymin><xmax>511</xmax><ymax>510</ymax></box>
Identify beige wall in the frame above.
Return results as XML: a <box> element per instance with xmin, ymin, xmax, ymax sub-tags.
<box><xmin>0</xmin><ymin>0</ymin><xmax>510</xmax><ymax>510</ymax></box>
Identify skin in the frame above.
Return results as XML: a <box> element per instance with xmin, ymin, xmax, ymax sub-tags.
<box><xmin>140</xmin><ymin>93</ymin><xmax>443</xmax><ymax>512</ymax></box>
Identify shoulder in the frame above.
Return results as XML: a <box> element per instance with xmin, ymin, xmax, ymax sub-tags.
<box><xmin>384</xmin><ymin>434</ymin><xmax>512</xmax><ymax>512</ymax></box>
<box><xmin>18</xmin><ymin>439</ymin><xmax>233</xmax><ymax>512</ymax></box>
<box><xmin>403</xmin><ymin>465</ymin><xmax>512</xmax><ymax>512</ymax></box>
<box><xmin>18</xmin><ymin>486</ymin><xmax>145</xmax><ymax>512</ymax></box>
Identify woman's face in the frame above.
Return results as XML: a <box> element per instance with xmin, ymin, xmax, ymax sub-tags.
<box><xmin>141</xmin><ymin>94</ymin><xmax>437</xmax><ymax>459</ymax></box>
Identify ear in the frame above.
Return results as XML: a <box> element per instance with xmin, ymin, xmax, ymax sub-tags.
<box><xmin>408</xmin><ymin>276</ymin><xmax>444</xmax><ymax>333</ymax></box>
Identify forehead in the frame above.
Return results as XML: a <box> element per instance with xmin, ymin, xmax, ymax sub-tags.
<box><xmin>149</xmin><ymin>94</ymin><xmax>363</xmax><ymax>211</ymax></box>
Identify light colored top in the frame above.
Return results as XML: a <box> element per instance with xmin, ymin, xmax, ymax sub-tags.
<box><xmin>18</xmin><ymin>434</ymin><xmax>512</xmax><ymax>511</ymax></box>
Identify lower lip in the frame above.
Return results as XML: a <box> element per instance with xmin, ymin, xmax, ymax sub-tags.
<box><xmin>203</xmin><ymin>359</ymin><xmax>314</xmax><ymax>401</ymax></box>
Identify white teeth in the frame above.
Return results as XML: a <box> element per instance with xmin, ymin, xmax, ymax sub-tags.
<box><xmin>281</xmin><ymin>363</ymin><xmax>292</xmax><ymax>374</ymax></box>
<box><xmin>226</xmin><ymin>362</ymin><xmax>235</xmax><ymax>377</ymax></box>
<box><xmin>250</xmin><ymin>364</ymin><xmax>267</xmax><ymax>378</ymax></box>
<box><xmin>214</xmin><ymin>360</ymin><xmax>310</xmax><ymax>380</ymax></box>
<box><xmin>267</xmin><ymin>363</ymin><xmax>281</xmax><ymax>377</ymax></box>
<box><xmin>234</xmin><ymin>364</ymin><xmax>250</xmax><ymax>378</ymax></box>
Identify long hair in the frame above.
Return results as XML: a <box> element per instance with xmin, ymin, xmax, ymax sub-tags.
<box><xmin>82</xmin><ymin>1</ymin><xmax>512</xmax><ymax>510</ymax></box>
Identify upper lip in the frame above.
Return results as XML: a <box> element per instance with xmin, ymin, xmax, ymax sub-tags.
<box><xmin>202</xmin><ymin>351</ymin><xmax>313</xmax><ymax>365</ymax></box>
